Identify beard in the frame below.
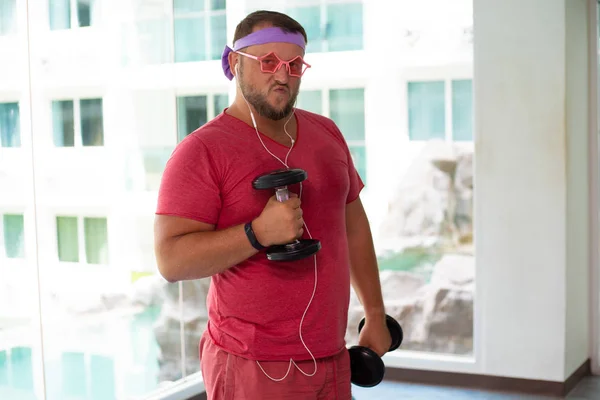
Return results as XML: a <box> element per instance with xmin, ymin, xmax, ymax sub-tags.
<box><xmin>239</xmin><ymin>70</ymin><xmax>298</xmax><ymax>121</ymax></box>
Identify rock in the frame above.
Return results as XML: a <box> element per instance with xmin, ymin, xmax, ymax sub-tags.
<box><xmin>153</xmin><ymin>278</ymin><xmax>211</xmax><ymax>381</ymax></box>
<box><xmin>346</xmin><ymin>254</ymin><xmax>475</xmax><ymax>355</ymax></box>
<box><xmin>377</xmin><ymin>140</ymin><xmax>474</xmax><ymax>256</ymax></box>
<box><xmin>131</xmin><ymin>275</ymin><xmax>167</xmax><ymax>308</ymax></box>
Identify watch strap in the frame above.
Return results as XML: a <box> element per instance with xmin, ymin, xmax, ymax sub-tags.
<box><xmin>245</xmin><ymin>221</ymin><xmax>265</xmax><ymax>251</ymax></box>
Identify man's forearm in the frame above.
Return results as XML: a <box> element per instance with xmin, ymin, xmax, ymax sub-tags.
<box><xmin>347</xmin><ymin>207</ymin><xmax>386</xmax><ymax>322</ymax></box>
<box><xmin>156</xmin><ymin>222</ymin><xmax>259</xmax><ymax>282</ymax></box>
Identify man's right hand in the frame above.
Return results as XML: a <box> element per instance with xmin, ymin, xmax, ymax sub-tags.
<box><xmin>252</xmin><ymin>193</ymin><xmax>304</xmax><ymax>247</ymax></box>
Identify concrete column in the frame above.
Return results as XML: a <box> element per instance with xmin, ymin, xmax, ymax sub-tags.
<box><xmin>474</xmin><ymin>0</ymin><xmax>590</xmax><ymax>381</ymax></box>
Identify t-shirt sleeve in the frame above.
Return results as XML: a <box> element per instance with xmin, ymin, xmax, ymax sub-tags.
<box><xmin>327</xmin><ymin>120</ymin><xmax>365</xmax><ymax>204</ymax></box>
<box><xmin>156</xmin><ymin>135</ymin><xmax>221</xmax><ymax>224</ymax></box>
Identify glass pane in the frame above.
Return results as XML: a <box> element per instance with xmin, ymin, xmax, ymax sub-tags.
<box><xmin>56</xmin><ymin>216</ymin><xmax>79</xmax><ymax>262</ymax></box>
<box><xmin>52</xmin><ymin>100</ymin><xmax>75</xmax><ymax>147</ymax></box>
<box><xmin>211</xmin><ymin>0</ymin><xmax>226</xmax><ymax>10</ymax></box>
<box><xmin>174</xmin><ymin>0</ymin><xmax>204</xmax><ymax>14</ymax></box>
<box><xmin>49</xmin><ymin>0</ymin><xmax>71</xmax><ymax>30</ymax></box>
<box><xmin>84</xmin><ymin>217</ymin><xmax>108</xmax><ymax>265</ymax></box>
<box><xmin>10</xmin><ymin>347</ymin><xmax>33</xmax><ymax>390</ymax></box>
<box><xmin>213</xmin><ymin>94</ymin><xmax>229</xmax><ymax>115</ymax></box>
<box><xmin>177</xmin><ymin>95</ymin><xmax>208</xmax><ymax>142</ymax></box>
<box><xmin>3</xmin><ymin>214</ymin><xmax>25</xmax><ymax>259</ymax></box>
<box><xmin>61</xmin><ymin>352</ymin><xmax>87</xmax><ymax>397</ymax></box>
<box><xmin>174</xmin><ymin>16</ymin><xmax>206</xmax><ymax>62</ymax></box>
<box><xmin>80</xmin><ymin>98</ymin><xmax>104</xmax><ymax>146</ymax></box>
<box><xmin>296</xmin><ymin>90</ymin><xmax>322</xmax><ymax>114</ymax></box>
<box><xmin>77</xmin><ymin>0</ymin><xmax>94</xmax><ymax>27</ymax></box>
<box><xmin>329</xmin><ymin>88</ymin><xmax>365</xmax><ymax>141</ymax></box>
<box><xmin>452</xmin><ymin>79</ymin><xmax>473</xmax><ymax>141</ymax></box>
<box><xmin>286</xmin><ymin>6</ymin><xmax>321</xmax><ymax>53</ymax></box>
<box><xmin>210</xmin><ymin>14</ymin><xmax>227</xmax><ymax>60</ymax></box>
<box><xmin>89</xmin><ymin>355</ymin><xmax>115</xmax><ymax>399</ymax></box>
<box><xmin>407</xmin><ymin>81</ymin><xmax>446</xmax><ymax>140</ymax></box>
<box><xmin>0</xmin><ymin>0</ymin><xmax>17</xmax><ymax>35</ymax></box>
<box><xmin>326</xmin><ymin>3</ymin><xmax>363</xmax><ymax>52</ymax></box>
<box><xmin>0</xmin><ymin>102</ymin><xmax>20</xmax><ymax>148</ymax></box>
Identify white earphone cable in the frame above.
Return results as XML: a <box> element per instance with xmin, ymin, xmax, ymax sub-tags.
<box><xmin>236</xmin><ymin>65</ymin><xmax>319</xmax><ymax>380</ymax></box>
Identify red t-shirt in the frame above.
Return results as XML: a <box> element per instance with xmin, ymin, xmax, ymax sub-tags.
<box><xmin>156</xmin><ymin>108</ymin><xmax>364</xmax><ymax>361</ymax></box>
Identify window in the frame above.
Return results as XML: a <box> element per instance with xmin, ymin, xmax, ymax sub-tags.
<box><xmin>174</xmin><ymin>0</ymin><xmax>227</xmax><ymax>62</ymax></box>
<box><xmin>10</xmin><ymin>347</ymin><xmax>34</xmax><ymax>390</ymax></box>
<box><xmin>0</xmin><ymin>102</ymin><xmax>20</xmax><ymax>148</ymax></box>
<box><xmin>285</xmin><ymin>1</ymin><xmax>363</xmax><ymax>53</ymax></box>
<box><xmin>49</xmin><ymin>0</ymin><xmax>98</xmax><ymax>30</ymax></box>
<box><xmin>407</xmin><ymin>79</ymin><xmax>474</xmax><ymax>142</ymax></box>
<box><xmin>0</xmin><ymin>0</ymin><xmax>17</xmax><ymax>35</ymax></box>
<box><xmin>452</xmin><ymin>79</ymin><xmax>473</xmax><ymax>141</ymax></box>
<box><xmin>176</xmin><ymin>93</ymin><xmax>228</xmax><ymax>142</ymax></box>
<box><xmin>329</xmin><ymin>88</ymin><xmax>366</xmax><ymax>184</ymax></box>
<box><xmin>52</xmin><ymin>98</ymin><xmax>104</xmax><ymax>147</ymax></box>
<box><xmin>296</xmin><ymin>90</ymin><xmax>322</xmax><ymax>114</ymax></box>
<box><xmin>408</xmin><ymin>81</ymin><xmax>446</xmax><ymax>141</ymax></box>
<box><xmin>2</xmin><ymin>214</ymin><xmax>25</xmax><ymax>259</ymax></box>
<box><xmin>295</xmin><ymin>88</ymin><xmax>367</xmax><ymax>185</ymax></box>
<box><xmin>56</xmin><ymin>216</ymin><xmax>108</xmax><ymax>264</ymax></box>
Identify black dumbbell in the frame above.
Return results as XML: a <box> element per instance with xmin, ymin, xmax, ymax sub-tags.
<box><xmin>348</xmin><ymin>314</ymin><xmax>403</xmax><ymax>387</ymax></box>
<box><xmin>252</xmin><ymin>168</ymin><xmax>321</xmax><ymax>261</ymax></box>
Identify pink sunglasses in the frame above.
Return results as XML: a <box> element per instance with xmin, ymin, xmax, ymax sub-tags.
<box><xmin>235</xmin><ymin>51</ymin><xmax>311</xmax><ymax>77</ymax></box>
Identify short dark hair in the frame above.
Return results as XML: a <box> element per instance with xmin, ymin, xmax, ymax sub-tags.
<box><xmin>233</xmin><ymin>10</ymin><xmax>308</xmax><ymax>45</ymax></box>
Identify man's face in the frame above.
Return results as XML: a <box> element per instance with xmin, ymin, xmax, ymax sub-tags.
<box><xmin>237</xmin><ymin>42</ymin><xmax>304</xmax><ymax>121</ymax></box>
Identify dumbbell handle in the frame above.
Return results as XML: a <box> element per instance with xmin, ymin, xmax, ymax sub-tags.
<box><xmin>275</xmin><ymin>187</ymin><xmax>289</xmax><ymax>202</ymax></box>
<box><xmin>275</xmin><ymin>187</ymin><xmax>302</xmax><ymax>245</ymax></box>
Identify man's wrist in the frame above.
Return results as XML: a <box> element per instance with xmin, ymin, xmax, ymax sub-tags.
<box><xmin>244</xmin><ymin>220</ymin><xmax>266</xmax><ymax>250</ymax></box>
<box><xmin>364</xmin><ymin>307</ymin><xmax>386</xmax><ymax>323</ymax></box>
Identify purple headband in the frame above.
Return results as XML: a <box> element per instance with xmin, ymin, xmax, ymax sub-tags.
<box><xmin>221</xmin><ymin>26</ymin><xmax>306</xmax><ymax>80</ymax></box>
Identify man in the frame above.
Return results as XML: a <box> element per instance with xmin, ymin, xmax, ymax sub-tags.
<box><xmin>154</xmin><ymin>10</ymin><xmax>391</xmax><ymax>400</ymax></box>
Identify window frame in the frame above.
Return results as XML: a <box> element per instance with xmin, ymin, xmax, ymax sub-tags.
<box><xmin>281</xmin><ymin>0</ymin><xmax>364</xmax><ymax>53</ymax></box>
<box><xmin>48</xmin><ymin>0</ymin><xmax>98</xmax><ymax>31</ymax></box>
<box><xmin>406</xmin><ymin>77</ymin><xmax>474</xmax><ymax>143</ymax></box>
<box><xmin>55</xmin><ymin>215</ymin><xmax>109</xmax><ymax>265</ymax></box>
<box><xmin>295</xmin><ymin>86</ymin><xmax>368</xmax><ymax>183</ymax></box>
<box><xmin>0</xmin><ymin>100</ymin><xmax>21</xmax><ymax>149</ymax></box>
<box><xmin>175</xmin><ymin>91</ymin><xmax>229</xmax><ymax>141</ymax></box>
<box><xmin>173</xmin><ymin>0</ymin><xmax>227</xmax><ymax>62</ymax></box>
<box><xmin>0</xmin><ymin>211</ymin><xmax>26</xmax><ymax>260</ymax></box>
<box><xmin>50</xmin><ymin>96</ymin><xmax>105</xmax><ymax>148</ymax></box>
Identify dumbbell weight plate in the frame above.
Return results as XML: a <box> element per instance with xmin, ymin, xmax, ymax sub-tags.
<box><xmin>252</xmin><ymin>169</ymin><xmax>307</xmax><ymax>190</ymax></box>
<box><xmin>348</xmin><ymin>346</ymin><xmax>385</xmax><ymax>388</ymax></box>
<box><xmin>357</xmin><ymin>315</ymin><xmax>403</xmax><ymax>352</ymax></box>
<box><xmin>266</xmin><ymin>239</ymin><xmax>321</xmax><ymax>261</ymax></box>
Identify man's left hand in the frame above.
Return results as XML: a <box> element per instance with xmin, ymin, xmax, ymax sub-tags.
<box><xmin>357</xmin><ymin>316</ymin><xmax>392</xmax><ymax>357</ymax></box>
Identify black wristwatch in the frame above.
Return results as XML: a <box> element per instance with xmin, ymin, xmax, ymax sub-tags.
<box><xmin>245</xmin><ymin>221</ymin><xmax>266</xmax><ymax>251</ymax></box>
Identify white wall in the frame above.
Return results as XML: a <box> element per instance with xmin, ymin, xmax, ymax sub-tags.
<box><xmin>474</xmin><ymin>0</ymin><xmax>590</xmax><ymax>382</ymax></box>
<box><xmin>564</xmin><ymin>0</ymin><xmax>591</xmax><ymax>380</ymax></box>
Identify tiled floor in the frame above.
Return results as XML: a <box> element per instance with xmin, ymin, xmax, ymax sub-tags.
<box><xmin>351</xmin><ymin>376</ymin><xmax>600</xmax><ymax>399</ymax></box>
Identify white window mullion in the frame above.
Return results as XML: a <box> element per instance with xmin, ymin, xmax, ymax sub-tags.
<box><xmin>320</xmin><ymin>0</ymin><xmax>327</xmax><ymax>52</ymax></box>
<box><xmin>323</xmin><ymin>87</ymin><xmax>330</xmax><ymax>117</ymax></box>
<box><xmin>208</xmin><ymin>94</ymin><xmax>216</xmax><ymax>119</ymax></box>
<box><xmin>70</xmin><ymin>0</ymin><xmax>77</xmax><ymax>29</ymax></box>
<box><xmin>78</xmin><ymin>216</ymin><xmax>85</xmax><ymax>264</ymax></box>
<box><xmin>0</xmin><ymin>213</ymin><xmax>6</xmax><ymax>260</ymax></box>
<box><xmin>205</xmin><ymin>0</ymin><xmax>211</xmax><ymax>60</ymax></box>
<box><xmin>445</xmin><ymin>79</ymin><xmax>453</xmax><ymax>142</ymax></box>
<box><xmin>74</xmin><ymin>98</ymin><xmax>82</xmax><ymax>147</ymax></box>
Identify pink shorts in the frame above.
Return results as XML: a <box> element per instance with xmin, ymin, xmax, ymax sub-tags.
<box><xmin>199</xmin><ymin>331</ymin><xmax>352</xmax><ymax>400</ymax></box>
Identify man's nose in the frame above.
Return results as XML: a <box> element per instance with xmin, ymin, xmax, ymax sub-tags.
<box><xmin>273</xmin><ymin>63</ymin><xmax>290</xmax><ymax>82</ymax></box>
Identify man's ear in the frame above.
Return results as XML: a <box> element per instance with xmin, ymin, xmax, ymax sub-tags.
<box><xmin>228</xmin><ymin>52</ymin><xmax>238</xmax><ymax>77</ymax></box>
